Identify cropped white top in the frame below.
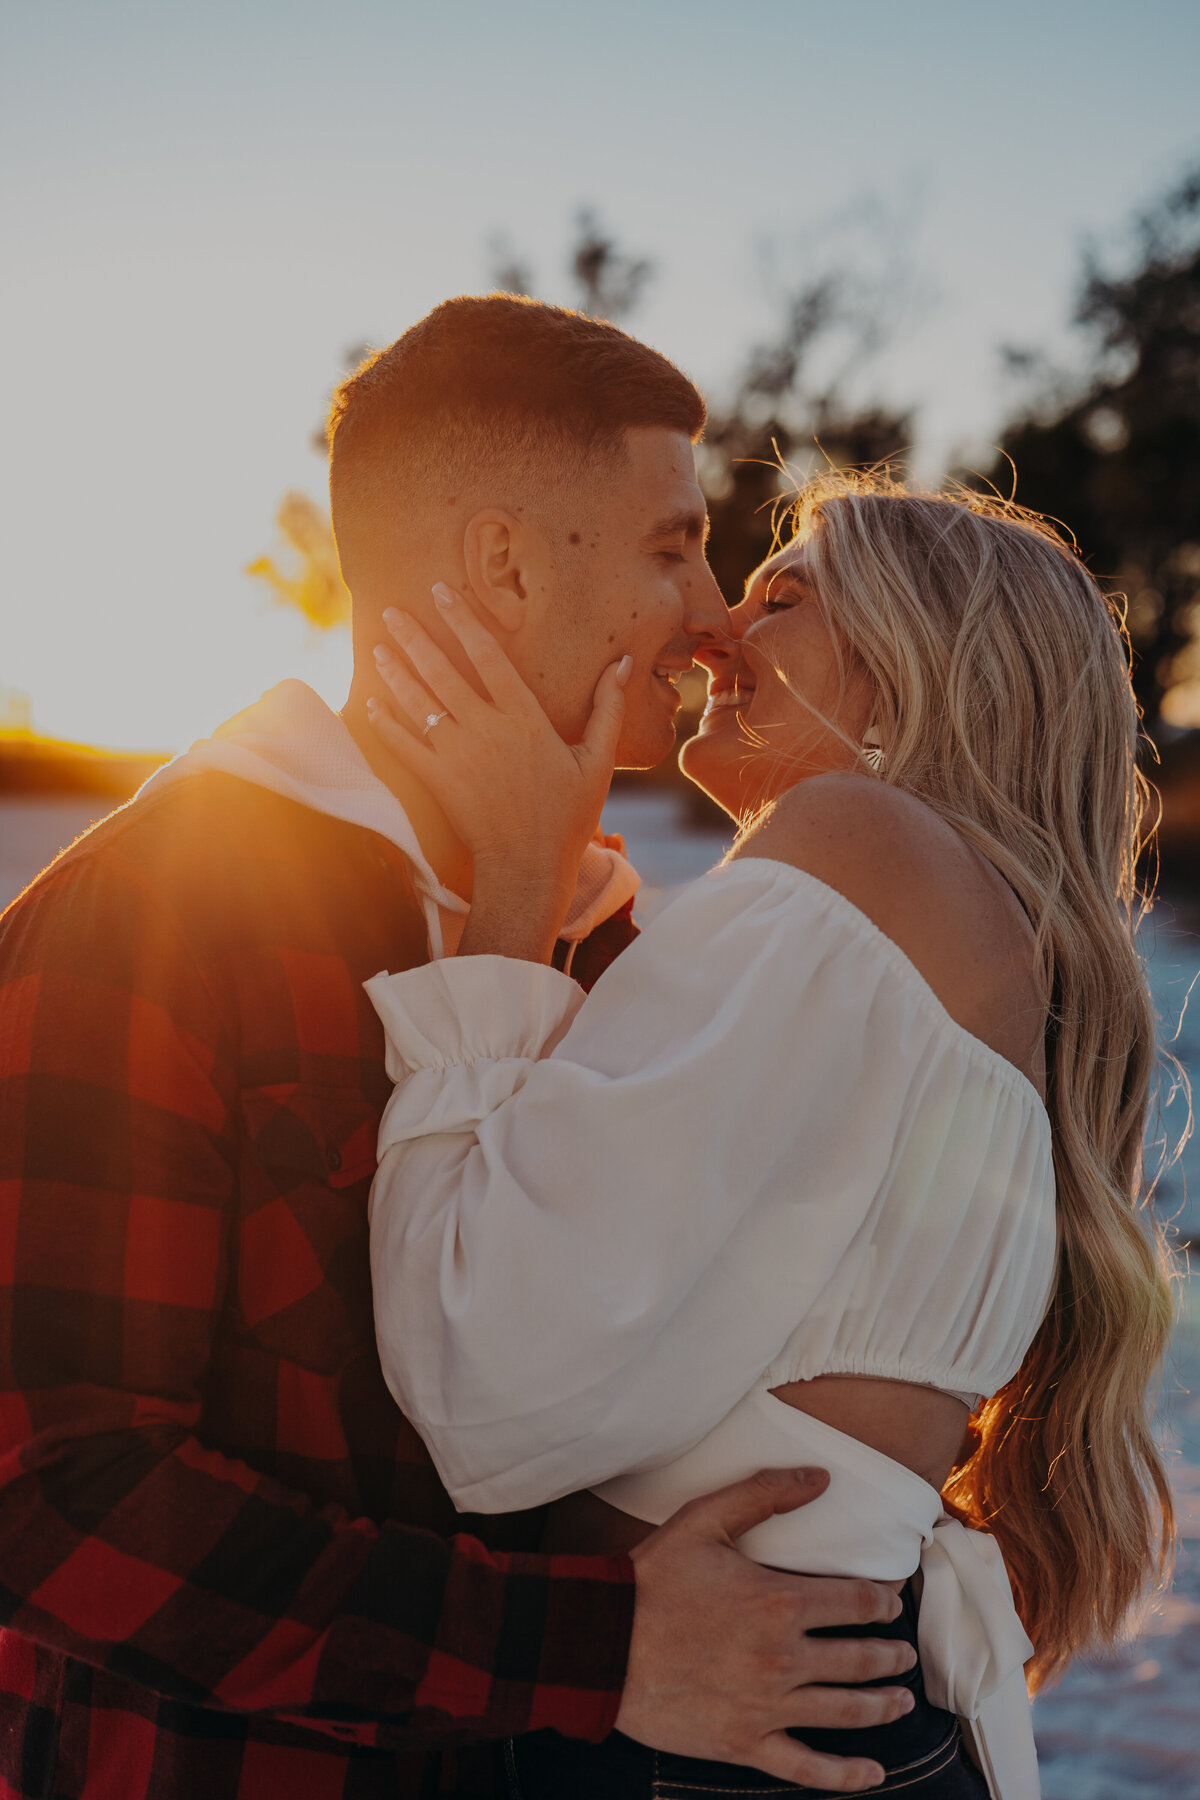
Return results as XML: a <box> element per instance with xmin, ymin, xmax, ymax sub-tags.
<box><xmin>366</xmin><ymin>858</ymin><xmax>1056</xmax><ymax>1512</ymax></box>
<box><xmin>365</xmin><ymin>860</ymin><xmax>1057</xmax><ymax>1800</ymax></box>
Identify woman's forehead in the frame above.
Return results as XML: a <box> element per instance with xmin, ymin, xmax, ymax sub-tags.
<box><xmin>746</xmin><ymin>541</ymin><xmax>811</xmax><ymax>599</ymax></box>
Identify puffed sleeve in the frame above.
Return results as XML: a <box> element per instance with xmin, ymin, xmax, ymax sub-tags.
<box><xmin>365</xmin><ymin>860</ymin><xmax>943</xmax><ymax>1511</ymax></box>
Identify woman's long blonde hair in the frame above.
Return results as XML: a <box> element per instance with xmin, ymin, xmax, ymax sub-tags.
<box><xmin>780</xmin><ymin>472</ymin><xmax>1177</xmax><ymax>1690</ymax></box>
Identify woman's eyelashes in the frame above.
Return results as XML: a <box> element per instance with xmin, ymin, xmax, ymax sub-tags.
<box><xmin>760</xmin><ymin>575</ymin><xmax>808</xmax><ymax>614</ymax></box>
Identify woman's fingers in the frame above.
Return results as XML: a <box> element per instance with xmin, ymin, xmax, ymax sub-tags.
<box><xmin>365</xmin><ymin>693</ymin><xmax>438</xmax><ymax>775</ymax></box>
<box><xmin>383</xmin><ymin>607</ymin><xmax>484</xmax><ymax>720</ymax></box>
<box><xmin>578</xmin><ymin>653</ymin><xmax>631</xmax><ymax>775</ymax></box>
<box><xmin>373</xmin><ymin>644</ymin><xmax>445</xmax><ymax>735</ymax></box>
<box><xmin>432</xmin><ymin>583</ymin><xmax>537</xmax><ymax>711</ymax></box>
<box><xmin>364</xmin><ymin>583</ymin><xmax>623</xmax><ymax>919</ymax></box>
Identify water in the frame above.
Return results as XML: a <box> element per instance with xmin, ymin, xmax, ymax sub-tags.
<box><xmin>4</xmin><ymin>788</ymin><xmax>1200</xmax><ymax>1791</ymax></box>
<box><xmin>0</xmin><ymin>794</ymin><xmax>121</xmax><ymax>913</ymax></box>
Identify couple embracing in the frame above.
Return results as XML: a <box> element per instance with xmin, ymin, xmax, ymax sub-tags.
<box><xmin>0</xmin><ymin>296</ymin><xmax>1175</xmax><ymax>1800</ymax></box>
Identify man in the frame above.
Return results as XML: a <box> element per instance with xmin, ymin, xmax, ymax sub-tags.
<box><xmin>0</xmin><ymin>296</ymin><xmax>915</xmax><ymax>1798</ymax></box>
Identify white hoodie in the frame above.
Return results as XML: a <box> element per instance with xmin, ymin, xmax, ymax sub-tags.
<box><xmin>135</xmin><ymin>681</ymin><xmax>640</xmax><ymax>961</ymax></box>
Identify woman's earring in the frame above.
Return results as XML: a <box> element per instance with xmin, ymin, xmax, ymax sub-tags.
<box><xmin>861</xmin><ymin>723</ymin><xmax>883</xmax><ymax>769</ymax></box>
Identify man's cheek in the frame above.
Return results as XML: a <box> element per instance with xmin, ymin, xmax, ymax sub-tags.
<box><xmin>632</xmin><ymin>583</ymin><xmax>683</xmax><ymax>641</ymax></box>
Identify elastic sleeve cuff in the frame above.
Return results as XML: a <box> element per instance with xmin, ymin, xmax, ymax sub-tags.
<box><xmin>364</xmin><ymin>955</ymin><xmax>585</xmax><ymax>1080</ymax></box>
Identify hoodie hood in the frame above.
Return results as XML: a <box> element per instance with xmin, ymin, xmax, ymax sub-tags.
<box><xmin>136</xmin><ymin>680</ymin><xmax>640</xmax><ymax>957</ymax></box>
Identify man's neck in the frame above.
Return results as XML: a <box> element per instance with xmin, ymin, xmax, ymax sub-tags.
<box><xmin>341</xmin><ymin>691</ymin><xmax>474</xmax><ymax>901</ymax></box>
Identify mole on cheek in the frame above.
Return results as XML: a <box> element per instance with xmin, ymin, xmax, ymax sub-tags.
<box><xmin>568</xmin><ymin>531</ymin><xmax>581</xmax><ymax>545</ymax></box>
<box><xmin>608</xmin><ymin>633</ymin><xmax>616</xmax><ymax>644</ymax></box>
<box><xmin>630</xmin><ymin>611</ymin><xmax>638</xmax><ymax>620</ymax></box>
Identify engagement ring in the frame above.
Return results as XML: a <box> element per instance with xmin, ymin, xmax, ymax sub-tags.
<box><xmin>422</xmin><ymin>710</ymin><xmax>449</xmax><ymax>737</ymax></box>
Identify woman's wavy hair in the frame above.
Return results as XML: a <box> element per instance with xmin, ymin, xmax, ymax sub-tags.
<box><xmin>773</xmin><ymin>471</ymin><xmax>1178</xmax><ymax>1690</ymax></box>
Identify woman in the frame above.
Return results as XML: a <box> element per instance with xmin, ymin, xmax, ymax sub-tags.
<box><xmin>362</xmin><ymin>476</ymin><xmax>1176</xmax><ymax>1799</ymax></box>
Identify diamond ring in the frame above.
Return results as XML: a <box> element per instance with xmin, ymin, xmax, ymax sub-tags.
<box><xmin>421</xmin><ymin>710</ymin><xmax>449</xmax><ymax>737</ymax></box>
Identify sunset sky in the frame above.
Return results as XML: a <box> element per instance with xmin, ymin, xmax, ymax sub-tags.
<box><xmin>4</xmin><ymin>0</ymin><xmax>1199</xmax><ymax>750</ymax></box>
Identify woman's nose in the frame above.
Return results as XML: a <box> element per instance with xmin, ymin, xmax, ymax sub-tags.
<box><xmin>725</xmin><ymin>596</ymin><xmax>754</xmax><ymax>640</ymax></box>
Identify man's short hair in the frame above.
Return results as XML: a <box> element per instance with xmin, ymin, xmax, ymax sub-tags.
<box><xmin>327</xmin><ymin>294</ymin><xmax>706</xmax><ymax>587</ymax></box>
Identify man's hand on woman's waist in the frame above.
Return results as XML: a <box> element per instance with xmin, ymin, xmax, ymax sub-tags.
<box><xmin>615</xmin><ymin>1466</ymin><xmax>916</xmax><ymax>1793</ymax></box>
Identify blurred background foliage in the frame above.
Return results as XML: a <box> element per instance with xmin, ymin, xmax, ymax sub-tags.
<box><xmin>972</xmin><ymin>167</ymin><xmax>1200</xmax><ymax>733</ymax></box>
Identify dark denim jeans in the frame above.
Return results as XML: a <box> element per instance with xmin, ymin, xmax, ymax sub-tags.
<box><xmin>502</xmin><ymin>1584</ymin><xmax>990</xmax><ymax>1799</ymax></box>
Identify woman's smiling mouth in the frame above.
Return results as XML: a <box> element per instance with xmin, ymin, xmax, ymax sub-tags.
<box><xmin>700</xmin><ymin>674</ymin><xmax>756</xmax><ymax>723</ymax></box>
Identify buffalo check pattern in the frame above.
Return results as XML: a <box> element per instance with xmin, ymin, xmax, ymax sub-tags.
<box><xmin>0</xmin><ymin>773</ymin><xmax>637</xmax><ymax>1798</ymax></box>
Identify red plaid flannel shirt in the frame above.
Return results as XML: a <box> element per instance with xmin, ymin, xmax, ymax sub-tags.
<box><xmin>0</xmin><ymin>772</ymin><xmax>638</xmax><ymax>1799</ymax></box>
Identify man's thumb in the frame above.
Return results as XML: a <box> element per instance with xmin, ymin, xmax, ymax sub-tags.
<box><xmin>689</xmin><ymin>1466</ymin><xmax>830</xmax><ymax>1543</ymax></box>
<box><xmin>581</xmin><ymin>655</ymin><xmax>630</xmax><ymax>766</ymax></box>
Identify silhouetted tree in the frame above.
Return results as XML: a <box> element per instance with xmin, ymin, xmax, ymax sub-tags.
<box><xmin>488</xmin><ymin>209</ymin><xmax>652</xmax><ymax>321</ymax></box>
<box><xmin>973</xmin><ymin>166</ymin><xmax>1200</xmax><ymax>727</ymax></box>
<box><xmin>569</xmin><ymin>209</ymin><xmax>653</xmax><ymax>320</ymax></box>
<box><xmin>699</xmin><ymin>272</ymin><xmax>912</xmax><ymax>603</ymax></box>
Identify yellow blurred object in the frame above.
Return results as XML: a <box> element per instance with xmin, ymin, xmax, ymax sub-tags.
<box><xmin>246</xmin><ymin>491</ymin><xmax>351</xmax><ymax>631</ymax></box>
<box><xmin>1160</xmin><ymin>679</ymin><xmax>1200</xmax><ymax>729</ymax></box>
<box><xmin>0</xmin><ymin>688</ymin><xmax>33</xmax><ymax>732</ymax></box>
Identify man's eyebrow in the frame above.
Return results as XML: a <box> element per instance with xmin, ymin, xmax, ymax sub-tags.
<box><xmin>645</xmin><ymin>506</ymin><xmax>709</xmax><ymax>542</ymax></box>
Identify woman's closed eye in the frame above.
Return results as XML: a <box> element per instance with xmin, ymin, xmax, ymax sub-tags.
<box><xmin>759</xmin><ymin>571</ymin><xmax>809</xmax><ymax>615</ymax></box>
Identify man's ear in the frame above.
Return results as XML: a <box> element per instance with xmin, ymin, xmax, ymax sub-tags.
<box><xmin>462</xmin><ymin>510</ymin><xmax>535</xmax><ymax>633</ymax></box>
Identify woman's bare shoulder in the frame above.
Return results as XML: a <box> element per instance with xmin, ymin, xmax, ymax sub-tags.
<box><xmin>731</xmin><ymin>773</ymin><xmax>981</xmax><ymax>924</ymax></box>
<box><xmin>731</xmin><ymin>775</ymin><xmax>1043</xmax><ymax>1082</ymax></box>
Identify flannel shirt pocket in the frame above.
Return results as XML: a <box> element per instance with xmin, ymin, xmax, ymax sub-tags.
<box><xmin>242</xmin><ymin>1083</ymin><xmax>379</xmax><ymax>1192</ymax></box>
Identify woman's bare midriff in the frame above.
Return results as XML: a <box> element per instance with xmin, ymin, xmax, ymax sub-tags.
<box><xmin>539</xmin><ymin>1375</ymin><xmax>971</xmax><ymax>1567</ymax></box>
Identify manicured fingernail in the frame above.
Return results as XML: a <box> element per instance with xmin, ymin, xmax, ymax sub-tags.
<box><xmin>616</xmin><ymin>654</ymin><xmax>633</xmax><ymax>686</ymax></box>
<box><xmin>383</xmin><ymin>607</ymin><xmax>408</xmax><ymax>634</ymax></box>
<box><xmin>372</xmin><ymin>643</ymin><xmax>390</xmax><ymax>665</ymax></box>
<box><xmin>432</xmin><ymin>583</ymin><xmax>455</xmax><ymax>609</ymax></box>
<box><xmin>793</xmin><ymin>1466</ymin><xmax>824</xmax><ymax>1484</ymax></box>
<box><xmin>366</xmin><ymin>696</ymin><xmax>379</xmax><ymax>717</ymax></box>
<box><xmin>898</xmin><ymin>1691</ymin><xmax>914</xmax><ymax>1713</ymax></box>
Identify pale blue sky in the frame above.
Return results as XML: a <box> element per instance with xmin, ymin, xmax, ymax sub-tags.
<box><xmin>3</xmin><ymin>0</ymin><xmax>1198</xmax><ymax>747</ymax></box>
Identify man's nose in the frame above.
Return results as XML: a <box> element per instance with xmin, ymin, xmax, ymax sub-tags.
<box><xmin>684</xmin><ymin>564</ymin><xmax>733</xmax><ymax>647</ymax></box>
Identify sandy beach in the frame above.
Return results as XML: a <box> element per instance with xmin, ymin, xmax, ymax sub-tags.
<box><xmin>3</xmin><ymin>787</ymin><xmax>1198</xmax><ymax>1796</ymax></box>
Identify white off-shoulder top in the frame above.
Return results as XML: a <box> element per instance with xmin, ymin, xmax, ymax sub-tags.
<box><xmin>366</xmin><ymin>858</ymin><xmax>1055</xmax><ymax>1507</ymax></box>
<box><xmin>365</xmin><ymin>859</ymin><xmax>1057</xmax><ymax>1800</ymax></box>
